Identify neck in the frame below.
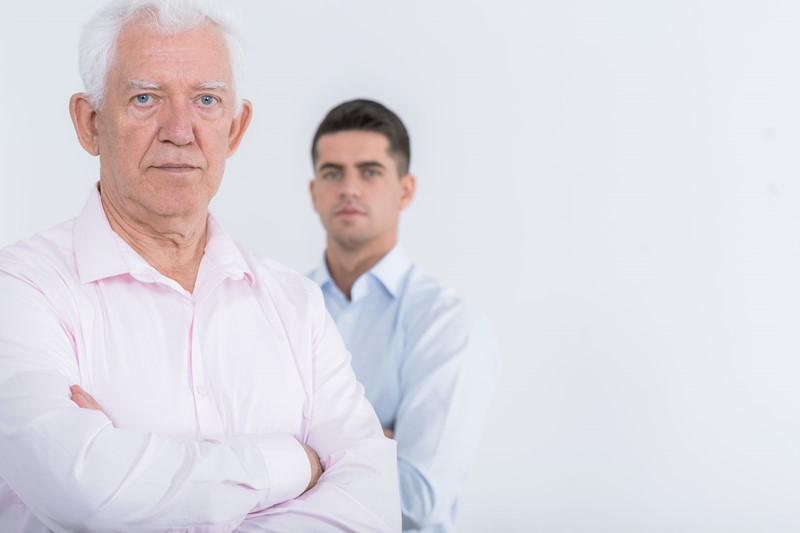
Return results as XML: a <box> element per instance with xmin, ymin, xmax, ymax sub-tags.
<box><xmin>101</xmin><ymin>195</ymin><xmax>207</xmax><ymax>293</ymax></box>
<box><xmin>326</xmin><ymin>239</ymin><xmax>396</xmax><ymax>300</ymax></box>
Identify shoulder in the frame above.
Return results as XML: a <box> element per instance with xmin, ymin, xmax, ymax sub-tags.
<box><xmin>402</xmin><ymin>267</ymin><xmax>470</xmax><ymax>327</ymax></box>
<box><xmin>0</xmin><ymin>221</ymin><xmax>84</xmax><ymax>331</ymax></box>
<box><xmin>400</xmin><ymin>266</ymin><xmax>492</xmax><ymax>350</ymax></box>
<box><xmin>236</xmin><ymin>245</ymin><xmax>325</xmax><ymax>309</ymax></box>
<box><xmin>396</xmin><ymin>265</ymin><xmax>500</xmax><ymax>378</ymax></box>
<box><xmin>0</xmin><ymin>220</ymin><xmax>77</xmax><ymax>286</ymax></box>
<box><xmin>234</xmin><ymin>246</ymin><xmax>336</xmax><ymax>349</ymax></box>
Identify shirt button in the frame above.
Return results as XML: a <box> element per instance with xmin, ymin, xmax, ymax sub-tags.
<box><xmin>196</xmin><ymin>384</ymin><xmax>208</xmax><ymax>396</ymax></box>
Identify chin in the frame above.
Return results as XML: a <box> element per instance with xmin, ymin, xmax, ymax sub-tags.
<box><xmin>149</xmin><ymin>195</ymin><xmax>210</xmax><ymax>219</ymax></box>
<box><xmin>333</xmin><ymin>233</ymin><xmax>371</xmax><ymax>252</ymax></box>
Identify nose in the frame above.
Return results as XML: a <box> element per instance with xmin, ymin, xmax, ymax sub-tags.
<box><xmin>339</xmin><ymin>171</ymin><xmax>361</xmax><ymax>199</ymax></box>
<box><xmin>157</xmin><ymin>100</ymin><xmax>195</xmax><ymax>145</ymax></box>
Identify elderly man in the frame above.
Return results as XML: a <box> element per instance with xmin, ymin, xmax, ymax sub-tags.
<box><xmin>308</xmin><ymin>99</ymin><xmax>500</xmax><ymax>532</ymax></box>
<box><xmin>0</xmin><ymin>2</ymin><xmax>399</xmax><ymax>532</ymax></box>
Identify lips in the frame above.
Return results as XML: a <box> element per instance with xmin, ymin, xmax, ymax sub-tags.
<box><xmin>335</xmin><ymin>204</ymin><xmax>366</xmax><ymax>216</ymax></box>
<box><xmin>152</xmin><ymin>163</ymin><xmax>198</xmax><ymax>171</ymax></box>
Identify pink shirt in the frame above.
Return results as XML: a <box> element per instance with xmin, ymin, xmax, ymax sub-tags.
<box><xmin>0</xmin><ymin>189</ymin><xmax>400</xmax><ymax>532</ymax></box>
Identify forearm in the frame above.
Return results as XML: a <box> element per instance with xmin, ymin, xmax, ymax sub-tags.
<box><xmin>396</xmin><ymin>457</ymin><xmax>451</xmax><ymax>528</ymax></box>
<box><xmin>396</xmin><ymin>308</ymin><xmax>500</xmax><ymax>528</ymax></box>
<box><xmin>261</xmin><ymin>297</ymin><xmax>401</xmax><ymax>531</ymax></box>
<box><xmin>394</xmin><ymin>386</ymin><xmax>495</xmax><ymax>528</ymax></box>
<box><xmin>0</xmin><ymin>374</ymin><xmax>310</xmax><ymax>531</ymax></box>
<box><xmin>0</xmin><ymin>273</ymin><xmax>312</xmax><ymax>530</ymax></box>
<box><xmin>238</xmin><ymin>436</ymin><xmax>399</xmax><ymax>532</ymax></box>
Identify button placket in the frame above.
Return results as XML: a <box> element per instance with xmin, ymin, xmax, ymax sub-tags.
<box><xmin>189</xmin><ymin>301</ymin><xmax>225</xmax><ymax>437</ymax></box>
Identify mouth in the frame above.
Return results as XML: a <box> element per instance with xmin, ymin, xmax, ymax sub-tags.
<box><xmin>151</xmin><ymin>163</ymin><xmax>199</xmax><ymax>173</ymax></box>
<box><xmin>335</xmin><ymin>205</ymin><xmax>366</xmax><ymax>217</ymax></box>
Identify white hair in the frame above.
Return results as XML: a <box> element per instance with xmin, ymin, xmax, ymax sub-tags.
<box><xmin>78</xmin><ymin>0</ymin><xmax>247</xmax><ymax>114</ymax></box>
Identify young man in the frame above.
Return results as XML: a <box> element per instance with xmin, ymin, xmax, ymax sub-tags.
<box><xmin>0</xmin><ymin>4</ymin><xmax>398</xmax><ymax>532</ymax></box>
<box><xmin>308</xmin><ymin>99</ymin><xmax>500</xmax><ymax>532</ymax></box>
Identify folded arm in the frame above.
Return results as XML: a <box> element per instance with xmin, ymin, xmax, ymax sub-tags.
<box><xmin>236</xmin><ymin>284</ymin><xmax>401</xmax><ymax>532</ymax></box>
<box><xmin>70</xmin><ymin>385</ymin><xmax>325</xmax><ymax>495</ymax></box>
<box><xmin>0</xmin><ymin>273</ymin><xmax>313</xmax><ymax>532</ymax></box>
<box><xmin>394</xmin><ymin>303</ymin><xmax>500</xmax><ymax>529</ymax></box>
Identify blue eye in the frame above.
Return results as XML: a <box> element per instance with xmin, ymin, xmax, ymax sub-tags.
<box><xmin>134</xmin><ymin>94</ymin><xmax>152</xmax><ymax>105</ymax></box>
<box><xmin>199</xmin><ymin>95</ymin><xmax>218</xmax><ymax>106</ymax></box>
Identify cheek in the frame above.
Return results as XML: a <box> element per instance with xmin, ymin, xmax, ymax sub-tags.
<box><xmin>98</xmin><ymin>137</ymin><xmax>131</xmax><ymax>178</ymax></box>
<box><xmin>104</xmin><ymin>128</ymin><xmax>153</xmax><ymax>170</ymax></box>
<box><xmin>314</xmin><ymin>188</ymin><xmax>335</xmax><ymax>212</ymax></box>
<box><xmin>382</xmin><ymin>189</ymin><xmax>403</xmax><ymax>209</ymax></box>
<box><xmin>212</xmin><ymin>122</ymin><xmax>236</xmax><ymax>153</ymax></box>
<box><xmin>205</xmin><ymin>135</ymin><xmax>237</xmax><ymax>172</ymax></box>
<box><xmin>311</xmin><ymin>191</ymin><xmax>323</xmax><ymax>213</ymax></box>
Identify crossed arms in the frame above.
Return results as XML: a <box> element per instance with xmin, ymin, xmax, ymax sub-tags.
<box><xmin>0</xmin><ymin>266</ymin><xmax>399</xmax><ymax>532</ymax></box>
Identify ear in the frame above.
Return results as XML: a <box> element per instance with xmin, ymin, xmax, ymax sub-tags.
<box><xmin>399</xmin><ymin>173</ymin><xmax>416</xmax><ymax>210</ymax></box>
<box><xmin>69</xmin><ymin>93</ymin><xmax>100</xmax><ymax>156</ymax></box>
<box><xmin>309</xmin><ymin>178</ymin><xmax>320</xmax><ymax>214</ymax></box>
<box><xmin>227</xmin><ymin>99</ymin><xmax>253</xmax><ymax>156</ymax></box>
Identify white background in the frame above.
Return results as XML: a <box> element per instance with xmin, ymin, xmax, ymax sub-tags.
<box><xmin>2</xmin><ymin>1</ymin><xmax>800</xmax><ymax>531</ymax></box>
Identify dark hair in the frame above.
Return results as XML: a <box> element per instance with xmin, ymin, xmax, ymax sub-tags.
<box><xmin>311</xmin><ymin>99</ymin><xmax>411</xmax><ymax>175</ymax></box>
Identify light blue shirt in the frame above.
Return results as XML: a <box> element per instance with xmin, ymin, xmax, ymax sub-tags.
<box><xmin>309</xmin><ymin>244</ymin><xmax>500</xmax><ymax>532</ymax></box>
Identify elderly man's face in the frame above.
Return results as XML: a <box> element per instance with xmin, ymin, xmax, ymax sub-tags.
<box><xmin>89</xmin><ymin>19</ymin><xmax>250</xmax><ymax>227</ymax></box>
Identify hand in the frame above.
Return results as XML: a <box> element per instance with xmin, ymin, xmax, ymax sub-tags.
<box><xmin>383</xmin><ymin>428</ymin><xmax>394</xmax><ymax>439</ymax></box>
<box><xmin>301</xmin><ymin>442</ymin><xmax>324</xmax><ymax>494</ymax></box>
<box><xmin>70</xmin><ymin>384</ymin><xmax>108</xmax><ymax>416</ymax></box>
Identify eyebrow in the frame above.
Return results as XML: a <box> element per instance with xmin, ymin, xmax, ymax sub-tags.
<box><xmin>318</xmin><ymin>163</ymin><xmax>344</xmax><ymax>172</ymax></box>
<box><xmin>356</xmin><ymin>161</ymin><xmax>386</xmax><ymax>171</ymax></box>
<box><xmin>128</xmin><ymin>79</ymin><xmax>161</xmax><ymax>91</ymax></box>
<box><xmin>126</xmin><ymin>79</ymin><xmax>229</xmax><ymax>91</ymax></box>
<box><xmin>198</xmin><ymin>80</ymin><xmax>229</xmax><ymax>92</ymax></box>
<box><xmin>317</xmin><ymin>161</ymin><xmax>386</xmax><ymax>171</ymax></box>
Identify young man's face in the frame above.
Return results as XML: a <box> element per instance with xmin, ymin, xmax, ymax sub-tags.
<box><xmin>310</xmin><ymin>130</ymin><xmax>414</xmax><ymax>255</ymax></box>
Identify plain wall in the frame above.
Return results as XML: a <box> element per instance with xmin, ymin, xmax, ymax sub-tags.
<box><xmin>2</xmin><ymin>1</ymin><xmax>800</xmax><ymax>531</ymax></box>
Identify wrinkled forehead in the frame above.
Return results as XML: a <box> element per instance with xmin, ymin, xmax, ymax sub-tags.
<box><xmin>111</xmin><ymin>19</ymin><xmax>233</xmax><ymax>84</ymax></box>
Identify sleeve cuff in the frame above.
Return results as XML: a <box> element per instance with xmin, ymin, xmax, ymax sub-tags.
<box><xmin>250</xmin><ymin>434</ymin><xmax>311</xmax><ymax>507</ymax></box>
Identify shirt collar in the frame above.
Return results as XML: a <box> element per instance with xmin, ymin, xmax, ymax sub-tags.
<box><xmin>367</xmin><ymin>244</ymin><xmax>411</xmax><ymax>298</ymax></box>
<box><xmin>308</xmin><ymin>255</ymin><xmax>334</xmax><ymax>290</ymax></box>
<box><xmin>310</xmin><ymin>243</ymin><xmax>411</xmax><ymax>300</ymax></box>
<box><xmin>74</xmin><ymin>185</ymin><xmax>253</xmax><ymax>286</ymax></box>
<box><xmin>74</xmin><ymin>186</ymin><xmax>131</xmax><ymax>284</ymax></box>
<box><xmin>202</xmin><ymin>212</ymin><xmax>254</xmax><ymax>285</ymax></box>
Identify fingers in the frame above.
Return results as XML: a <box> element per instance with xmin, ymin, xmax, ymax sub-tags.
<box><xmin>301</xmin><ymin>442</ymin><xmax>324</xmax><ymax>494</ymax></box>
<box><xmin>383</xmin><ymin>428</ymin><xmax>394</xmax><ymax>439</ymax></box>
<box><xmin>70</xmin><ymin>384</ymin><xmax>103</xmax><ymax>412</ymax></box>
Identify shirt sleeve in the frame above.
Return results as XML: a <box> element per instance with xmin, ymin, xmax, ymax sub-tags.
<box><xmin>0</xmin><ymin>271</ymin><xmax>309</xmax><ymax>533</ymax></box>
<box><xmin>238</xmin><ymin>283</ymin><xmax>401</xmax><ymax>532</ymax></box>
<box><xmin>394</xmin><ymin>296</ymin><xmax>500</xmax><ymax>530</ymax></box>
